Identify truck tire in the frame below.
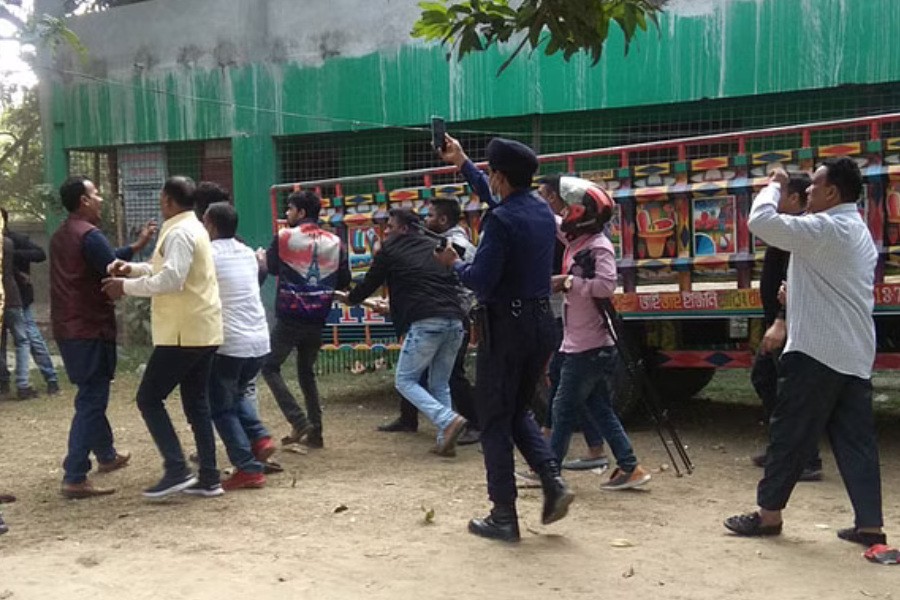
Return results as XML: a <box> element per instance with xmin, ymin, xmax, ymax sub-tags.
<box><xmin>612</xmin><ymin>357</ymin><xmax>642</xmax><ymax>420</ymax></box>
<box><xmin>612</xmin><ymin>358</ymin><xmax>715</xmax><ymax>422</ymax></box>
<box><xmin>532</xmin><ymin>356</ymin><xmax>715</xmax><ymax>426</ymax></box>
<box><xmin>532</xmin><ymin>374</ymin><xmax>635</xmax><ymax>429</ymax></box>
<box><xmin>650</xmin><ymin>366</ymin><xmax>716</xmax><ymax>401</ymax></box>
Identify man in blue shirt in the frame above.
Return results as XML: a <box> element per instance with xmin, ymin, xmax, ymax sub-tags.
<box><xmin>436</xmin><ymin>136</ymin><xmax>574</xmax><ymax>542</ymax></box>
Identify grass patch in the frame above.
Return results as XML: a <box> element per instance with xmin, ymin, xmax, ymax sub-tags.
<box><xmin>697</xmin><ymin>367</ymin><xmax>900</xmax><ymax>417</ymax></box>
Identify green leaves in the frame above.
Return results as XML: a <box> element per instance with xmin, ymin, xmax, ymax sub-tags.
<box><xmin>1</xmin><ymin>1</ymin><xmax>88</xmax><ymax>61</ymax></box>
<box><xmin>0</xmin><ymin>88</ymin><xmax>48</xmax><ymax>223</ymax></box>
<box><xmin>411</xmin><ymin>0</ymin><xmax>665</xmax><ymax>75</ymax></box>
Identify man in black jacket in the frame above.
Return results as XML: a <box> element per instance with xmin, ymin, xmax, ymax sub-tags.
<box><xmin>377</xmin><ymin>197</ymin><xmax>481</xmax><ymax>444</ymax></box>
<box><xmin>343</xmin><ymin>208</ymin><xmax>468</xmax><ymax>457</ymax></box>
<box><xmin>749</xmin><ymin>173</ymin><xmax>823</xmax><ymax>481</ymax></box>
<box><xmin>0</xmin><ymin>208</ymin><xmax>60</xmax><ymax>397</ymax></box>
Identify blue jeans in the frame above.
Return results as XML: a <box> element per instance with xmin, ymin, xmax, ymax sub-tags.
<box><xmin>550</xmin><ymin>347</ymin><xmax>638</xmax><ymax>472</ymax></box>
<box><xmin>209</xmin><ymin>354</ymin><xmax>267</xmax><ymax>473</ymax></box>
<box><xmin>547</xmin><ymin>318</ymin><xmax>604</xmax><ymax>449</ymax></box>
<box><xmin>3</xmin><ymin>308</ymin><xmax>31</xmax><ymax>390</ymax></box>
<box><xmin>236</xmin><ymin>377</ymin><xmax>269</xmax><ymax>443</ymax></box>
<box><xmin>395</xmin><ymin>317</ymin><xmax>464</xmax><ymax>442</ymax></box>
<box><xmin>0</xmin><ymin>306</ymin><xmax>59</xmax><ymax>385</ymax></box>
<box><xmin>22</xmin><ymin>306</ymin><xmax>59</xmax><ymax>385</ymax></box>
<box><xmin>58</xmin><ymin>339</ymin><xmax>118</xmax><ymax>484</ymax></box>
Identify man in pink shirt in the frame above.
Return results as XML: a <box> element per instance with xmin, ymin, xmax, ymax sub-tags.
<box><xmin>549</xmin><ymin>185</ymin><xmax>651</xmax><ymax>491</ymax></box>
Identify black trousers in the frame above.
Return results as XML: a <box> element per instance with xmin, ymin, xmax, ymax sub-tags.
<box><xmin>757</xmin><ymin>351</ymin><xmax>882</xmax><ymax>528</ymax></box>
<box><xmin>476</xmin><ymin>302</ymin><xmax>557</xmax><ymax>506</ymax></box>
<box><xmin>136</xmin><ymin>345</ymin><xmax>218</xmax><ymax>484</ymax></box>
<box><xmin>262</xmin><ymin>319</ymin><xmax>323</xmax><ymax>433</ymax></box>
<box><xmin>751</xmin><ymin>346</ymin><xmax>821</xmax><ymax>470</ymax></box>
<box><xmin>396</xmin><ymin>328</ymin><xmax>479</xmax><ymax>429</ymax></box>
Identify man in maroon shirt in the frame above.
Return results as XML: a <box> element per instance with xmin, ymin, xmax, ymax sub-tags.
<box><xmin>51</xmin><ymin>176</ymin><xmax>155</xmax><ymax>499</ymax></box>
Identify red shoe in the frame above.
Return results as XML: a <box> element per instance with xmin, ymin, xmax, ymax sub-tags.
<box><xmin>251</xmin><ymin>437</ymin><xmax>276</xmax><ymax>462</ymax></box>
<box><xmin>222</xmin><ymin>470</ymin><xmax>266</xmax><ymax>491</ymax></box>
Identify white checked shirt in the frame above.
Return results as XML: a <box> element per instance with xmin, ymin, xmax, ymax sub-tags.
<box><xmin>749</xmin><ymin>183</ymin><xmax>877</xmax><ymax>378</ymax></box>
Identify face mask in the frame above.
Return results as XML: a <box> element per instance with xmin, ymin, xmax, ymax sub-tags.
<box><xmin>488</xmin><ymin>171</ymin><xmax>500</xmax><ymax>198</ymax></box>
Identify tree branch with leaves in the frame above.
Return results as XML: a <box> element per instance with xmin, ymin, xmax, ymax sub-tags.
<box><xmin>412</xmin><ymin>0</ymin><xmax>666</xmax><ymax>75</ymax></box>
<box><xmin>0</xmin><ymin>88</ymin><xmax>50</xmax><ymax>221</ymax></box>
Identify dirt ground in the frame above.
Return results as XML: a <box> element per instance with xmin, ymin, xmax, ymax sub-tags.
<box><xmin>1</xmin><ymin>367</ymin><xmax>899</xmax><ymax>600</ymax></box>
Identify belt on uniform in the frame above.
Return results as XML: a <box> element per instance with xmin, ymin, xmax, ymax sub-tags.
<box><xmin>487</xmin><ymin>297</ymin><xmax>551</xmax><ymax>318</ymax></box>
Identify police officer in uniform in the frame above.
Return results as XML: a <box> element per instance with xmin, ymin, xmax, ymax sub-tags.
<box><xmin>436</xmin><ymin>135</ymin><xmax>573</xmax><ymax>542</ymax></box>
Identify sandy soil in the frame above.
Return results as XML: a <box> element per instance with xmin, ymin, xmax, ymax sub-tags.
<box><xmin>1</xmin><ymin>369</ymin><xmax>898</xmax><ymax>600</ymax></box>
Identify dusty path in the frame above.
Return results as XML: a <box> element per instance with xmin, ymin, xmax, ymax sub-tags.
<box><xmin>1</xmin><ymin>371</ymin><xmax>898</xmax><ymax>599</ymax></box>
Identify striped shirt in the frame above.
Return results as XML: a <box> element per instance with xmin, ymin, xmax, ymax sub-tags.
<box><xmin>749</xmin><ymin>183</ymin><xmax>877</xmax><ymax>378</ymax></box>
<box><xmin>211</xmin><ymin>238</ymin><xmax>271</xmax><ymax>358</ymax></box>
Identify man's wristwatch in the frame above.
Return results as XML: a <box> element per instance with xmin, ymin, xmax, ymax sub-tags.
<box><xmin>562</xmin><ymin>275</ymin><xmax>574</xmax><ymax>292</ymax></box>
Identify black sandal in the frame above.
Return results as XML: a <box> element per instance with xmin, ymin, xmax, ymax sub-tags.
<box><xmin>837</xmin><ymin>527</ymin><xmax>886</xmax><ymax>547</ymax></box>
<box><xmin>724</xmin><ymin>512</ymin><xmax>783</xmax><ymax>537</ymax></box>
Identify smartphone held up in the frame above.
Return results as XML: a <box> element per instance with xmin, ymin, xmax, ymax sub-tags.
<box><xmin>431</xmin><ymin>116</ymin><xmax>447</xmax><ymax>153</ymax></box>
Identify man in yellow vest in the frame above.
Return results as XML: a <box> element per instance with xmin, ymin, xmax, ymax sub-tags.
<box><xmin>103</xmin><ymin>176</ymin><xmax>224</xmax><ymax>499</ymax></box>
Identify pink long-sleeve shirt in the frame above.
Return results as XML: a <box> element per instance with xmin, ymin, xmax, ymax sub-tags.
<box><xmin>558</xmin><ymin>231</ymin><xmax>617</xmax><ymax>354</ymax></box>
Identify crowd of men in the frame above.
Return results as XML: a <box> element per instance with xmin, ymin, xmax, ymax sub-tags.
<box><xmin>0</xmin><ymin>136</ymin><xmax>889</xmax><ymax>549</ymax></box>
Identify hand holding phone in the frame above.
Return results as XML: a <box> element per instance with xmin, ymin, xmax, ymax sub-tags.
<box><xmin>431</xmin><ymin>117</ymin><xmax>447</xmax><ymax>152</ymax></box>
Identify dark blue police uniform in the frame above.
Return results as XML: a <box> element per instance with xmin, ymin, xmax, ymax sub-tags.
<box><xmin>454</xmin><ymin>138</ymin><xmax>573</xmax><ymax>541</ymax></box>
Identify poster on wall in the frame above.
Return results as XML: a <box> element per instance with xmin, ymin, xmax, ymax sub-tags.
<box><xmin>692</xmin><ymin>195</ymin><xmax>737</xmax><ymax>256</ymax></box>
<box><xmin>118</xmin><ymin>146</ymin><xmax>167</xmax><ymax>260</ymax></box>
<box><xmin>635</xmin><ymin>199</ymin><xmax>676</xmax><ymax>260</ymax></box>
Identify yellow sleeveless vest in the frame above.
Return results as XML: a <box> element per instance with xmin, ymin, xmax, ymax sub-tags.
<box><xmin>150</xmin><ymin>211</ymin><xmax>223</xmax><ymax>347</ymax></box>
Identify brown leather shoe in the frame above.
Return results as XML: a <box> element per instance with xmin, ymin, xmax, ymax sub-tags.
<box><xmin>429</xmin><ymin>444</ymin><xmax>457</xmax><ymax>458</ymax></box>
<box><xmin>437</xmin><ymin>416</ymin><xmax>467</xmax><ymax>456</ymax></box>
<box><xmin>61</xmin><ymin>480</ymin><xmax>116</xmax><ymax>499</ymax></box>
<box><xmin>97</xmin><ymin>452</ymin><xmax>131</xmax><ymax>474</ymax></box>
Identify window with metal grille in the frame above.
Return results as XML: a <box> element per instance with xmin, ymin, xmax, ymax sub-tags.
<box><xmin>68</xmin><ymin>140</ymin><xmax>232</xmax><ymax>255</ymax></box>
<box><xmin>277</xmin><ymin>137</ymin><xmax>340</xmax><ymax>198</ymax></box>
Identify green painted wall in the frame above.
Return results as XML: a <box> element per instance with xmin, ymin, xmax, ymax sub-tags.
<box><xmin>42</xmin><ymin>0</ymin><xmax>900</xmax><ymax>245</ymax></box>
<box><xmin>50</xmin><ymin>0</ymin><xmax>900</xmax><ymax>148</ymax></box>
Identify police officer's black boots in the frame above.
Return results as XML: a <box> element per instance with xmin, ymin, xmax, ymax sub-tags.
<box><xmin>537</xmin><ymin>459</ymin><xmax>575</xmax><ymax>525</ymax></box>
<box><xmin>468</xmin><ymin>504</ymin><xmax>520</xmax><ymax>542</ymax></box>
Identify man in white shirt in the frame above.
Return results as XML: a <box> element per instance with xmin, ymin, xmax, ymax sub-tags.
<box><xmin>203</xmin><ymin>201</ymin><xmax>275</xmax><ymax>491</ymax></box>
<box><xmin>725</xmin><ymin>158</ymin><xmax>886</xmax><ymax>547</ymax></box>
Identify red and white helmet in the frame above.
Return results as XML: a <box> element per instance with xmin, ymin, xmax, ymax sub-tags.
<box><xmin>559</xmin><ymin>177</ymin><xmax>614</xmax><ymax>238</ymax></box>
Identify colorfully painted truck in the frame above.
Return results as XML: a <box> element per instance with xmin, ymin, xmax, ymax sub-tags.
<box><xmin>269</xmin><ymin>112</ymin><xmax>900</xmax><ymax>413</ymax></box>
